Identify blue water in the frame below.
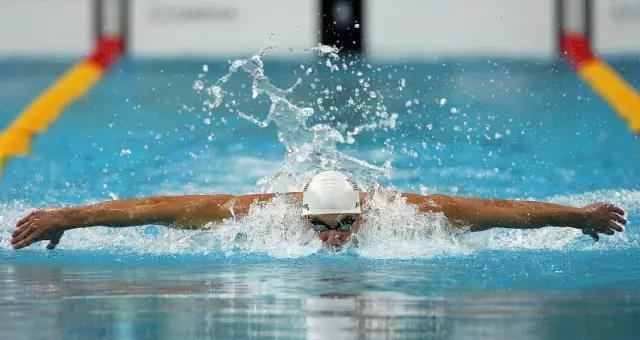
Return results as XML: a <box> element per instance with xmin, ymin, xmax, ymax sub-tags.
<box><xmin>1</xmin><ymin>53</ymin><xmax>639</xmax><ymax>339</ymax></box>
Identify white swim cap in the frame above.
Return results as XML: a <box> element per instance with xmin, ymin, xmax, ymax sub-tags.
<box><xmin>301</xmin><ymin>170</ymin><xmax>361</xmax><ymax>216</ymax></box>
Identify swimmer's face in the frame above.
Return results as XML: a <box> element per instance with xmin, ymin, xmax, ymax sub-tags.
<box><xmin>302</xmin><ymin>213</ymin><xmax>363</xmax><ymax>247</ymax></box>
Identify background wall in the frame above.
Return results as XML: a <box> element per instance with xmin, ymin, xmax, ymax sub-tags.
<box><xmin>367</xmin><ymin>0</ymin><xmax>555</xmax><ymax>59</ymax></box>
<box><xmin>0</xmin><ymin>0</ymin><xmax>92</xmax><ymax>55</ymax></box>
<box><xmin>131</xmin><ymin>0</ymin><xmax>316</xmax><ymax>57</ymax></box>
<box><xmin>594</xmin><ymin>0</ymin><xmax>640</xmax><ymax>54</ymax></box>
<box><xmin>0</xmin><ymin>0</ymin><xmax>638</xmax><ymax>58</ymax></box>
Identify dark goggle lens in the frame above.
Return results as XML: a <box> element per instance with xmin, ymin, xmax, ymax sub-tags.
<box><xmin>312</xmin><ymin>224</ymin><xmax>328</xmax><ymax>232</ymax></box>
<box><xmin>310</xmin><ymin>219</ymin><xmax>354</xmax><ymax>232</ymax></box>
<box><xmin>338</xmin><ymin>223</ymin><xmax>352</xmax><ymax>232</ymax></box>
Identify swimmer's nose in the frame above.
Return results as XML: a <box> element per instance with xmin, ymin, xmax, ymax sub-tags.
<box><xmin>322</xmin><ymin>230</ymin><xmax>346</xmax><ymax>246</ymax></box>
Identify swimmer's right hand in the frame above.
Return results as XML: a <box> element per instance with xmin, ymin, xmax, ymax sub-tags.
<box><xmin>11</xmin><ymin>209</ymin><xmax>66</xmax><ymax>250</ymax></box>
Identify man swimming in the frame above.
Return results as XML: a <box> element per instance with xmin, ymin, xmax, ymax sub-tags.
<box><xmin>10</xmin><ymin>170</ymin><xmax>627</xmax><ymax>249</ymax></box>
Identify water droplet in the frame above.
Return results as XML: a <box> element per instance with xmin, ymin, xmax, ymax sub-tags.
<box><xmin>193</xmin><ymin>80</ymin><xmax>204</xmax><ymax>91</ymax></box>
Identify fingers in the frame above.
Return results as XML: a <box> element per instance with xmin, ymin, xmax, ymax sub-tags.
<box><xmin>13</xmin><ymin>211</ymin><xmax>35</xmax><ymax>238</ymax></box>
<box><xmin>13</xmin><ymin>217</ymin><xmax>33</xmax><ymax>234</ymax></box>
<box><xmin>601</xmin><ymin>228</ymin><xmax>615</xmax><ymax>236</ymax></box>
<box><xmin>11</xmin><ymin>223</ymin><xmax>34</xmax><ymax>244</ymax></box>
<box><xmin>608</xmin><ymin>220</ymin><xmax>624</xmax><ymax>233</ymax></box>
<box><xmin>593</xmin><ymin>225</ymin><xmax>616</xmax><ymax>235</ymax></box>
<box><xmin>12</xmin><ymin>210</ymin><xmax>65</xmax><ymax>249</ymax></box>
<box><xmin>12</xmin><ymin>223</ymin><xmax>28</xmax><ymax>238</ymax></box>
<box><xmin>12</xmin><ymin>226</ymin><xmax>63</xmax><ymax>250</ymax></box>
<box><xmin>608</xmin><ymin>204</ymin><xmax>625</xmax><ymax>216</ymax></box>
<box><xmin>46</xmin><ymin>231</ymin><xmax>63</xmax><ymax>250</ymax></box>
<box><xmin>16</xmin><ymin>212</ymin><xmax>32</xmax><ymax>227</ymax></box>
<box><xmin>12</xmin><ymin>232</ymin><xmax>40</xmax><ymax>250</ymax></box>
<box><xmin>610</xmin><ymin>213</ymin><xmax>627</xmax><ymax>226</ymax></box>
<box><xmin>582</xmin><ymin>229</ymin><xmax>599</xmax><ymax>242</ymax></box>
<box><xmin>583</xmin><ymin>220</ymin><xmax>625</xmax><ymax>242</ymax></box>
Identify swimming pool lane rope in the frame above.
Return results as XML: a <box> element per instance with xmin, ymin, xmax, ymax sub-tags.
<box><xmin>0</xmin><ymin>37</ymin><xmax>123</xmax><ymax>178</ymax></box>
<box><xmin>561</xmin><ymin>34</ymin><xmax>640</xmax><ymax>133</ymax></box>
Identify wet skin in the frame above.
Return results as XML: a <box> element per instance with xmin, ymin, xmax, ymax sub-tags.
<box><xmin>302</xmin><ymin>213</ymin><xmax>364</xmax><ymax>247</ymax></box>
<box><xmin>10</xmin><ymin>193</ymin><xmax>627</xmax><ymax>249</ymax></box>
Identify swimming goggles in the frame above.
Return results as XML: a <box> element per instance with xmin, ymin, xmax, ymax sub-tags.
<box><xmin>308</xmin><ymin>216</ymin><xmax>356</xmax><ymax>232</ymax></box>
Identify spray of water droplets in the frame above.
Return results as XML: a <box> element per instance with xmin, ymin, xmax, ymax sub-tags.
<box><xmin>193</xmin><ymin>46</ymin><xmax>395</xmax><ymax>192</ymax></box>
<box><xmin>0</xmin><ymin>48</ymin><xmax>636</xmax><ymax>259</ymax></box>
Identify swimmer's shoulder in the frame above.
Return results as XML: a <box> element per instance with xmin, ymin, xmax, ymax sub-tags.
<box><xmin>348</xmin><ymin>189</ymin><xmax>442</xmax><ymax>212</ymax></box>
<box><xmin>234</xmin><ymin>192</ymin><xmax>301</xmax><ymax>204</ymax></box>
<box><xmin>283</xmin><ymin>192</ymin><xmax>303</xmax><ymax>201</ymax></box>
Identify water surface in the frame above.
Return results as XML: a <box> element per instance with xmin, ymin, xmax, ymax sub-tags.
<box><xmin>1</xmin><ymin>52</ymin><xmax>639</xmax><ymax>338</ymax></box>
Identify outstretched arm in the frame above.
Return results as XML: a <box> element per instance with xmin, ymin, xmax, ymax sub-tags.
<box><xmin>402</xmin><ymin>193</ymin><xmax>627</xmax><ymax>240</ymax></box>
<box><xmin>11</xmin><ymin>193</ymin><xmax>281</xmax><ymax>249</ymax></box>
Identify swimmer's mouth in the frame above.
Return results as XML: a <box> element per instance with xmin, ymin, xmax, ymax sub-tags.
<box><xmin>322</xmin><ymin>235</ymin><xmax>359</xmax><ymax>252</ymax></box>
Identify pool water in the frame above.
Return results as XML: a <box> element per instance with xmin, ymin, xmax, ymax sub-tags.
<box><xmin>1</xmin><ymin>50</ymin><xmax>639</xmax><ymax>339</ymax></box>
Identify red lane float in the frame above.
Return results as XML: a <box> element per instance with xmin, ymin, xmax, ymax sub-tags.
<box><xmin>0</xmin><ymin>36</ymin><xmax>123</xmax><ymax>177</ymax></box>
<box><xmin>560</xmin><ymin>33</ymin><xmax>640</xmax><ymax>132</ymax></box>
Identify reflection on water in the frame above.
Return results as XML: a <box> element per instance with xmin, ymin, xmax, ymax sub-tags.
<box><xmin>1</xmin><ymin>257</ymin><xmax>639</xmax><ymax>340</ymax></box>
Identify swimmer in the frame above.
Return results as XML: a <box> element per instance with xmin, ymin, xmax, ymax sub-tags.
<box><xmin>10</xmin><ymin>170</ymin><xmax>627</xmax><ymax>249</ymax></box>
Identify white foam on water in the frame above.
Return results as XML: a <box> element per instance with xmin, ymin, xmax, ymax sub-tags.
<box><xmin>0</xmin><ymin>201</ymin><xmax>32</xmax><ymax>250</ymax></box>
<box><xmin>1</xmin><ymin>48</ymin><xmax>636</xmax><ymax>259</ymax></box>
<box><xmin>1</xmin><ymin>189</ymin><xmax>636</xmax><ymax>259</ymax></box>
<box><xmin>354</xmin><ymin>188</ymin><xmax>470</xmax><ymax>259</ymax></box>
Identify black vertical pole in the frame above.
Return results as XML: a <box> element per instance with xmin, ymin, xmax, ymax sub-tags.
<box><xmin>585</xmin><ymin>0</ymin><xmax>593</xmax><ymax>44</ymax></box>
<box><xmin>555</xmin><ymin>0</ymin><xmax>564</xmax><ymax>56</ymax></box>
<box><xmin>120</xmin><ymin>0</ymin><xmax>129</xmax><ymax>54</ymax></box>
<box><xmin>321</xmin><ymin>0</ymin><xmax>363</xmax><ymax>53</ymax></box>
<box><xmin>94</xmin><ymin>0</ymin><xmax>103</xmax><ymax>45</ymax></box>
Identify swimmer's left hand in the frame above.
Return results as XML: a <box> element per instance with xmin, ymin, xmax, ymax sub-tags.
<box><xmin>11</xmin><ymin>209</ymin><xmax>66</xmax><ymax>250</ymax></box>
<box><xmin>578</xmin><ymin>202</ymin><xmax>627</xmax><ymax>242</ymax></box>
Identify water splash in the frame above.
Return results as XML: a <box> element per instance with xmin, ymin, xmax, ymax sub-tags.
<box><xmin>194</xmin><ymin>46</ymin><xmax>394</xmax><ymax>192</ymax></box>
<box><xmin>354</xmin><ymin>187</ymin><xmax>468</xmax><ymax>259</ymax></box>
<box><xmin>1</xmin><ymin>189</ymin><xmax>636</xmax><ymax>259</ymax></box>
<box><xmin>0</xmin><ymin>50</ymin><xmax>636</xmax><ymax>259</ymax></box>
